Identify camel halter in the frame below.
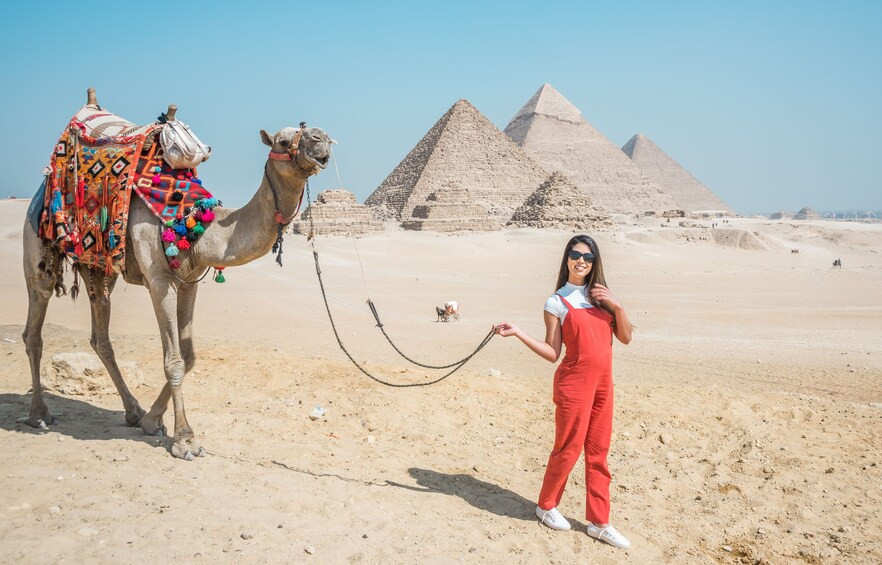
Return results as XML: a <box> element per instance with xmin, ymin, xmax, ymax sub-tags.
<box><xmin>264</xmin><ymin>126</ymin><xmax>318</xmax><ymax>266</ymax></box>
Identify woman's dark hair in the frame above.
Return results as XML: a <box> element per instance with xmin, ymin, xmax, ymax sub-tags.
<box><xmin>555</xmin><ymin>234</ymin><xmax>616</xmax><ymax>319</ymax></box>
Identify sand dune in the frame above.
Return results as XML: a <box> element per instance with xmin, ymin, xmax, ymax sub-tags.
<box><xmin>1</xmin><ymin>200</ymin><xmax>880</xmax><ymax>563</ymax></box>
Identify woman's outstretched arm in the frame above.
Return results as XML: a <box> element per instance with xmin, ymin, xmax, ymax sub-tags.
<box><xmin>494</xmin><ymin>311</ymin><xmax>563</xmax><ymax>363</ymax></box>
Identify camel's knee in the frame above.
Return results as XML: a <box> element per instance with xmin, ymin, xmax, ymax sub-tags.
<box><xmin>165</xmin><ymin>358</ymin><xmax>186</xmax><ymax>387</ymax></box>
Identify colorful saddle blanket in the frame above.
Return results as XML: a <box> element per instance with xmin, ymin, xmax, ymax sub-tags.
<box><xmin>39</xmin><ymin>105</ymin><xmax>214</xmax><ymax>273</ymax></box>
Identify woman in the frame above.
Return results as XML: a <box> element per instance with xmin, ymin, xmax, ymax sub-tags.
<box><xmin>494</xmin><ymin>234</ymin><xmax>633</xmax><ymax>549</ymax></box>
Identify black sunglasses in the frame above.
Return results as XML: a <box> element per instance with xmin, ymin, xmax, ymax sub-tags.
<box><xmin>567</xmin><ymin>250</ymin><xmax>595</xmax><ymax>262</ymax></box>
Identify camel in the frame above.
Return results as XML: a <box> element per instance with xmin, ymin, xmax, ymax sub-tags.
<box><xmin>21</xmin><ymin>90</ymin><xmax>331</xmax><ymax>459</ymax></box>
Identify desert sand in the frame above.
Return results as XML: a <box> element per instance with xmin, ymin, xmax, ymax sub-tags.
<box><xmin>1</xmin><ymin>198</ymin><xmax>880</xmax><ymax>564</ymax></box>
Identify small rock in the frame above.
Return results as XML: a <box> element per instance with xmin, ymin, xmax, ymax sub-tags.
<box><xmin>659</xmin><ymin>432</ymin><xmax>673</xmax><ymax>445</ymax></box>
<box><xmin>240</xmin><ymin>533</ymin><xmax>253</xmax><ymax>540</ymax></box>
<box><xmin>57</xmin><ymin>436</ymin><xmax>64</xmax><ymax>442</ymax></box>
<box><xmin>487</xmin><ymin>368</ymin><xmax>501</xmax><ymax>377</ymax></box>
<box><xmin>48</xmin><ymin>506</ymin><xmax>61</xmax><ymax>515</ymax></box>
<box><xmin>304</xmin><ymin>545</ymin><xmax>315</xmax><ymax>555</ymax></box>
<box><xmin>472</xmin><ymin>464</ymin><xmax>481</xmax><ymax>473</ymax></box>
<box><xmin>365</xmin><ymin>435</ymin><xmax>376</xmax><ymax>444</ymax></box>
<box><xmin>469</xmin><ymin>547</ymin><xmax>477</xmax><ymax>553</ymax></box>
<box><xmin>56</xmin><ymin>476</ymin><xmax>64</xmax><ymax>481</ymax></box>
<box><xmin>825</xmin><ymin>467</ymin><xmax>834</xmax><ymax>474</ymax></box>
<box><xmin>762</xmin><ymin>466</ymin><xmax>773</xmax><ymax>474</ymax></box>
<box><xmin>362</xmin><ymin>533</ymin><xmax>368</xmax><ymax>539</ymax></box>
<box><xmin>113</xmin><ymin>456</ymin><xmax>128</xmax><ymax>462</ymax></box>
<box><xmin>722</xmin><ymin>545</ymin><xmax>733</xmax><ymax>552</ymax></box>
<box><xmin>621</xmin><ymin>431</ymin><xmax>631</xmax><ymax>437</ymax></box>
<box><xmin>838</xmin><ymin>526</ymin><xmax>849</xmax><ymax>533</ymax></box>
<box><xmin>757</xmin><ymin>528</ymin><xmax>766</xmax><ymax>535</ymax></box>
<box><xmin>309</xmin><ymin>406</ymin><xmax>325</xmax><ymax>421</ymax></box>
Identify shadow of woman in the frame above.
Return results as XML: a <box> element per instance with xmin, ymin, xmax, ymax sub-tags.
<box><xmin>387</xmin><ymin>467</ymin><xmax>585</xmax><ymax>529</ymax></box>
<box><xmin>0</xmin><ymin>392</ymin><xmax>163</xmax><ymax>450</ymax></box>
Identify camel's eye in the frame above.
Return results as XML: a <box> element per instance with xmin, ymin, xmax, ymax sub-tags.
<box><xmin>280</xmin><ymin>139</ymin><xmax>290</xmax><ymax>148</ymax></box>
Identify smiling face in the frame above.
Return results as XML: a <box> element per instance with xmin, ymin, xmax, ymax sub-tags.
<box><xmin>567</xmin><ymin>242</ymin><xmax>594</xmax><ymax>284</ymax></box>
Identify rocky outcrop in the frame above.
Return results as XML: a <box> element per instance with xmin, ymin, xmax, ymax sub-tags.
<box><xmin>622</xmin><ymin>133</ymin><xmax>735</xmax><ymax>215</ymax></box>
<box><xmin>42</xmin><ymin>352</ymin><xmax>143</xmax><ymax>396</ymax></box>
<box><xmin>504</xmin><ymin>84</ymin><xmax>678</xmax><ymax>215</ymax></box>
<box><xmin>292</xmin><ymin>189</ymin><xmax>383</xmax><ymax>236</ymax></box>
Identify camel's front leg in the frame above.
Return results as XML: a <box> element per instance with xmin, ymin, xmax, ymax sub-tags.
<box><xmin>138</xmin><ymin>282</ymin><xmax>198</xmax><ymax>437</ymax></box>
<box><xmin>144</xmin><ymin>281</ymin><xmax>204</xmax><ymax>460</ymax></box>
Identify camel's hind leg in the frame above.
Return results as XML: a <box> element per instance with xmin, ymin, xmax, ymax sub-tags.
<box><xmin>139</xmin><ymin>282</ymin><xmax>198</xmax><ymax>437</ymax></box>
<box><xmin>80</xmin><ymin>267</ymin><xmax>146</xmax><ymax>426</ymax></box>
<box><xmin>21</xmin><ymin>226</ymin><xmax>60</xmax><ymax>427</ymax></box>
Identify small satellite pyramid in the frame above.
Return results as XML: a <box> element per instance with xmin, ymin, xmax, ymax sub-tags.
<box><xmin>366</xmin><ymin>99</ymin><xmax>548</xmax><ymax>229</ymax></box>
<box><xmin>509</xmin><ymin>172</ymin><xmax>608</xmax><ymax>230</ymax></box>
<box><xmin>622</xmin><ymin>133</ymin><xmax>734</xmax><ymax>215</ymax></box>
<box><xmin>504</xmin><ymin>84</ymin><xmax>678</xmax><ymax>215</ymax></box>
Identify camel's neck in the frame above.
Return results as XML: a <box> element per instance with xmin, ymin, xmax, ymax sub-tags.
<box><xmin>194</xmin><ymin>161</ymin><xmax>308</xmax><ymax>267</ymax></box>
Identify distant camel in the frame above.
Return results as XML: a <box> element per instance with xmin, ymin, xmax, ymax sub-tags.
<box><xmin>22</xmin><ymin>90</ymin><xmax>331</xmax><ymax>460</ymax></box>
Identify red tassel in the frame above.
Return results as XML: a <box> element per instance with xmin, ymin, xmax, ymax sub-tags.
<box><xmin>177</xmin><ymin>239</ymin><xmax>191</xmax><ymax>250</ymax></box>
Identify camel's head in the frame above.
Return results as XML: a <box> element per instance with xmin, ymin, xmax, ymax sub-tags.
<box><xmin>260</xmin><ymin>126</ymin><xmax>333</xmax><ymax>175</ymax></box>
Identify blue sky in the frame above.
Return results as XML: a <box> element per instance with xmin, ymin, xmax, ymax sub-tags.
<box><xmin>1</xmin><ymin>1</ymin><xmax>879</xmax><ymax>214</ymax></box>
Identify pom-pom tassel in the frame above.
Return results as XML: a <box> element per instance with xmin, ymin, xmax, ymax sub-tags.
<box><xmin>169</xmin><ymin>258</ymin><xmax>181</xmax><ymax>269</ymax></box>
<box><xmin>177</xmin><ymin>239</ymin><xmax>191</xmax><ymax>250</ymax></box>
<box><xmin>202</xmin><ymin>209</ymin><xmax>215</xmax><ymax>222</ymax></box>
<box><xmin>193</xmin><ymin>224</ymin><xmax>205</xmax><ymax>235</ymax></box>
<box><xmin>162</xmin><ymin>229</ymin><xmax>176</xmax><ymax>242</ymax></box>
<box><xmin>165</xmin><ymin>244</ymin><xmax>179</xmax><ymax>257</ymax></box>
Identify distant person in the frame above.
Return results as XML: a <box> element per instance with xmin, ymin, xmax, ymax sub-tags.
<box><xmin>493</xmin><ymin>234</ymin><xmax>633</xmax><ymax>549</ymax></box>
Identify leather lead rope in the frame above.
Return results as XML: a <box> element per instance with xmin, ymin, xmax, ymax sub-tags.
<box><xmin>304</xmin><ymin>182</ymin><xmax>494</xmax><ymax>387</ymax></box>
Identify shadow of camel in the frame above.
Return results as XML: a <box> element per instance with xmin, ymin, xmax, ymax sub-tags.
<box><xmin>386</xmin><ymin>468</ymin><xmax>586</xmax><ymax>529</ymax></box>
<box><xmin>0</xmin><ymin>392</ymin><xmax>165</xmax><ymax>450</ymax></box>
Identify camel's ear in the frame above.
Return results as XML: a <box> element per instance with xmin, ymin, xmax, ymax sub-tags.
<box><xmin>260</xmin><ymin>130</ymin><xmax>274</xmax><ymax>147</ymax></box>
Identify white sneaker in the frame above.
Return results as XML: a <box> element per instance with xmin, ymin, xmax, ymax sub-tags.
<box><xmin>585</xmin><ymin>523</ymin><xmax>631</xmax><ymax>549</ymax></box>
<box><xmin>535</xmin><ymin>506</ymin><xmax>571</xmax><ymax>531</ymax></box>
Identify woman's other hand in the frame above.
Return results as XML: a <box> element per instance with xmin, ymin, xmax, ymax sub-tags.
<box><xmin>493</xmin><ymin>322</ymin><xmax>521</xmax><ymax>337</ymax></box>
<box><xmin>590</xmin><ymin>283</ymin><xmax>622</xmax><ymax>310</ymax></box>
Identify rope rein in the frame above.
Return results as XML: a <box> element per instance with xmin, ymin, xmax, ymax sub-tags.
<box><xmin>303</xmin><ymin>178</ymin><xmax>494</xmax><ymax>387</ymax></box>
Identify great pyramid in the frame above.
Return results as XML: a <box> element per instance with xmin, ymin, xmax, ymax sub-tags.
<box><xmin>621</xmin><ymin>133</ymin><xmax>734</xmax><ymax>215</ymax></box>
<box><xmin>508</xmin><ymin>172</ymin><xmax>609</xmax><ymax>230</ymax></box>
<box><xmin>291</xmin><ymin>189</ymin><xmax>383</xmax><ymax>236</ymax></box>
<box><xmin>365</xmin><ymin>99</ymin><xmax>548</xmax><ymax>228</ymax></box>
<box><xmin>503</xmin><ymin>84</ymin><xmax>678</xmax><ymax>215</ymax></box>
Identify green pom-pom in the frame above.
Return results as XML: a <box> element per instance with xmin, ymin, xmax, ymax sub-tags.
<box><xmin>193</xmin><ymin>224</ymin><xmax>205</xmax><ymax>235</ymax></box>
<box><xmin>215</xmin><ymin>273</ymin><xmax>225</xmax><ymax>283</ymax></box>
<box><xmin>165</xmin><ymin>220</ymin><xmax>174</xmax><ymax>227</ymax></box>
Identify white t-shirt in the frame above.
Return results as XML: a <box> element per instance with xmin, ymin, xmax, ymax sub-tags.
<box><xmin>544</xmin><ymin>282</ymin><xmax>593</xmax><ymax>324</ymax></box>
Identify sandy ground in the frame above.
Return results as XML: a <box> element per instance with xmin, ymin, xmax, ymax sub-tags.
<box><xmin>1</xmin><ymin>198</ymin><xmax>880</xmax><ymax>564</ymax></box>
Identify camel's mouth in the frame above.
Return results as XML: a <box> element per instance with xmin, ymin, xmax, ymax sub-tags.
<box><xmin>308</xmin><ymin>155</ymin><xmax>329</xmax><ymax>169</ymax></box>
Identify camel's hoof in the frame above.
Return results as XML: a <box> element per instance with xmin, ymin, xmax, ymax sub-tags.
<box><xmin>125</xmin><ymin>407</ymin><xmax>147</xmax><ymax>427</ymax></box>
<box><xmin>171</xmin><ymin>440</ymin><xmax>203</xmax><ymax>461</ymax></box>
<box><xmin>18</xmin><ymin>416</ymin><xmax>56</xmax><ymax>428</ymax></box>
<box><xmin>138</xmin><ymin>415</ymin><xmax>166</xmax><ymax>437</ymax></box>
<box><xmin>152</xmin><ymin>426</ymin><xmax>167</xmax><ymax>437</ymax></box>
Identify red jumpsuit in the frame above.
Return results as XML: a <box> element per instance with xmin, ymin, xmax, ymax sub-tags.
<box><xmin>538</xmin><ymin>295</ymin><xmax>615</xmax><ymax>524</ymax></box>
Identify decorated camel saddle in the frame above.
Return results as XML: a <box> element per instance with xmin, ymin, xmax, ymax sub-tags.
<box><xmin>38</xmin><ymin>89</ymin><xmax>217</xmax><ymax>274</ymax></box>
